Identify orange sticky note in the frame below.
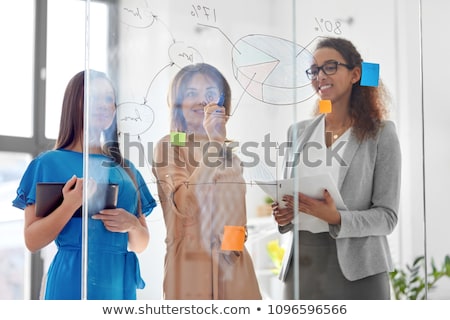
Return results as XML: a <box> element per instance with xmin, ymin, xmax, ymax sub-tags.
<box><xmin>221</xmin><ymin>225</ymin><xmax>245</xmax><ymax>251</ymax></box>
<box><xmin>319</xmin><ymin>100</ymin><xmax>332</xmax><ymax>113</ymax></box>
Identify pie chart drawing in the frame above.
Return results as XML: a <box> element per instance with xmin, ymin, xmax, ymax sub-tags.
<box><xmin>231</xmin><ymin>34</ymin><xmax>315</xmax><ymax>105</ymax></box>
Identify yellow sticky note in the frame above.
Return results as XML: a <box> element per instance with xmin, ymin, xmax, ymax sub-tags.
<box><xmin>221</xmin><ymin>226</ymin><xmax>245</xmax><ymax>251</ymax></box>
<box><xmin>170</xmin><ymin>131</ymin><xmax>186</xmax><ymax>146</ymax></box>
<box><xmin>319</xmin><ymin>100</ymin><xmax>332</xmax><ymax>113</ymax></box>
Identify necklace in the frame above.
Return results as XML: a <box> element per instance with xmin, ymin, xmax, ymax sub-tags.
<box><xmin>325</xmin><ymin>118</ymin><xmax>352</xmax><ymax>147</ymax></box>
<box><xmin>332</xmin><ymin>127</ymin><xmax>348</xmax><ymax>140</ymax></box>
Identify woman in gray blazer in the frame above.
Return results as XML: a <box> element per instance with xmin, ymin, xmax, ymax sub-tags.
<box><xmin>272</xmin><ymin>37</ymin><xmax>401</xmax><ymax>299</ymax></box>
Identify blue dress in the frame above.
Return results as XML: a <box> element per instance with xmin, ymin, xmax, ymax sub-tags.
<box><xmin>12</xmin><ymin>149</ymin><xmax>157</xmax><ymax>300</ymax></box>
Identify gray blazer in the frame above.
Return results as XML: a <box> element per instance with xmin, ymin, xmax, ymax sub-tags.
<box><xmin>280</xmin><ymin>114</ymin><xmax>401</xmax><ymax>281</ymax></box>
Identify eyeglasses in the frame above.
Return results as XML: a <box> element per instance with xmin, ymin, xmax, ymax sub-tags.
<box><xmin>305</xmin><ymin>60</ymin><xmax>353</xmax><ymax>80</ymax></box>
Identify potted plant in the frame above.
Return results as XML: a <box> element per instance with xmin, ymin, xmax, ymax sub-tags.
<box><xmin>389</xmin><ymin>254</ymin><xmax>450</xmax><ymax>299</ymax></box>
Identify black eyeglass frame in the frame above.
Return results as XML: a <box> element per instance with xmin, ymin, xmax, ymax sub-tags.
<box><xmin>305</xmin><ymin>60</ymin><xmax>353</xmax><ymax>80</ymax></box>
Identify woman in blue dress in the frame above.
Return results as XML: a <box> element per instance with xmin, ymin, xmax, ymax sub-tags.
<box><xmin>12</xmin><ymin>70</ymin><xmax>156</xmax><ymax>299</ymax></box>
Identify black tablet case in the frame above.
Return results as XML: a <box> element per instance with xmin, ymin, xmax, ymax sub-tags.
<box><xmin>35</xmin><ymin>182</ymin><xmax>118</xmax><ymax>217</ymax></box>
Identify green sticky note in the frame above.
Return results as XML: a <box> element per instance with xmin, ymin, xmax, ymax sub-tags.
<box><xmin>360</xmin><ymin>62</ymin><xmax>379</xmax><ymax>87</ymax></box>
<box><xmin>170</xmin><ymin>131</ymin><xmax>186</xmax><ymax>146</ymax></box>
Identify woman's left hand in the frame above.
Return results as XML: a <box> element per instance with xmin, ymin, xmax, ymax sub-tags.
<box><xmin>283</xmin><ymin>189</ymin><xmax>341</xmax><ymax>225</ymax></box>
<box><xmin>91</xmin><ymin>208</ymin><xmax>140</xmax><ymax>233</ymax></box>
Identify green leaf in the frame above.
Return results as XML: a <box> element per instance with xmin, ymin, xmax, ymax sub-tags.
<box><xmin>389</xmin><ymin>254</ymin><xmax>450</xmax><ymax>300</ymax></box>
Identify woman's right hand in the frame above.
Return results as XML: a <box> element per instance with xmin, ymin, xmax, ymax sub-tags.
<box><xmin>24</xmin><ymin>175</ymin><xmax>84</xmax><ymax>252</ymax></box>
<box><xmin>272</xmin><ymin>200</ymin><xmax>294</xmax><ymax>226</ymax></box>
<box><xmin>62</xmin><ymin>175</ymin><xmax>83</xmax><ymax>211</ymax></box>
<box><xmin>203</xmin><ymin>102</ymin><xmax>228</xmax><ymax>143</ymax></box>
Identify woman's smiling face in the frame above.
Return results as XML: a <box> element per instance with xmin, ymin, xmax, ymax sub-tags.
<box><xmin>88</xmin><ymin>77</ymin><xmax>116</xmax><ymax>131</ymax></box>
<box><xmin>181</xmin><ymin>73</ymin><xmax>221</xmax><ymax>134</ymax></box>
<box><xmin>311</xmin><ymin>47</ymin><xmax>360</xmax><ymax>106</ymax></box>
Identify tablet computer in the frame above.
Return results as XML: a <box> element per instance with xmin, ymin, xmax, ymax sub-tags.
<box><xmin>35</xmin><ymin>182</ymin><xmax>119</xmax><ymax>217</ymax></box>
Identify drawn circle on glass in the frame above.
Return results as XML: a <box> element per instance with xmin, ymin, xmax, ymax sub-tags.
<box><xmin>116</xmin><ymin>102</ymin><xmax>155</xmax><ymax>136</ymax></box>
<box><xmin>169</xmin><ymin>42</ymin><xmax>204</xmax><ymax>69</ymax></box>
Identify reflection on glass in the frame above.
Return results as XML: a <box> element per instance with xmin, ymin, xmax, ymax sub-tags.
<box><xmin>84</xmin><ymin>70</ymin><xmax>157</xmax><ymax>300</ymax></box>
<box><xmin>86</xmin><ymin>0</ymin><xmax>433</xmax><ymax>300</ymax></box>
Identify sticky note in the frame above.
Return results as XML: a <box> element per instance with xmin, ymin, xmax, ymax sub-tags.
<box><xmin>170</xmin><ymin>131</ymin><xmax>186</xmax><ymax>146</ymax></box>
<box><xmin>221</xmin><ymin>225</ymin><xmax>246</xmax><ymax>251</ymax></box>
<box><xmin>360</xmin><ymin>62</ymin><xmax>379</xmax><ymax>87</ymax></box>
<box><xmin>319</xmin><ymin>99</ymin><xmax>332</xmax><ymax>113</ymax></box>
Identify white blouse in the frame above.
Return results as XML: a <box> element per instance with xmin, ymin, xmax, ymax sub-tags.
<box><xmin>294</xmin><ymin>117</ymin><xmax>350</xmax><ymax>233</ymax></box>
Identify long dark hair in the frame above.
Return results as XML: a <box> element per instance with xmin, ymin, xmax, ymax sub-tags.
<box><xmin>168</xmin><ymin>63</ymin><xmax>232</xmax><ymax>132</ymax></box>
<box><xmin>55</xmin><ymin>70</ymin><xmax>86</xmax><ymax>150</ymax></box>
<box><xmin>313</xmin><ymin>37</ymin><xmax>390</xmax><ymax>141</ymax></box>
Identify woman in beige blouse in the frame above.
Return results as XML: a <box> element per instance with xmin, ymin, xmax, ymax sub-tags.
<box><xmin>152</xmin><ymin>63</ymin><xmax>262</xmax><ymax>300</ymax></box>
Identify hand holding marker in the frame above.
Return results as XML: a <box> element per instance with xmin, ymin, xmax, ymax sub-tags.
<box><xmin>217</xmin><ymin>93</ymin><xmax>225</xmax><ymax>107</ymax></box>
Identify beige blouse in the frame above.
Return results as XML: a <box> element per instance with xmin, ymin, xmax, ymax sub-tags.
<box><xmin>152</xmin><ymin>134</ymin><xmax>262</xmax><ymax>300</ymax></box>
